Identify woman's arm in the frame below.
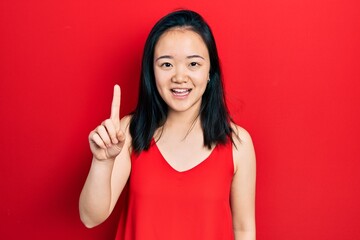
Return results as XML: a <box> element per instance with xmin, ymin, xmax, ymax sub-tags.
<box><xmin>231</xmin><ymin>125</ymin><xmax>257</xmax><ymax>240</ymax></box>
<box><xmin>79</xmin><ymin>85</ymin><xmax>132</xmax><ymax>228</ymax></box>
<box><xmin>79</xmin><ymin>116</ymin><xmax>131</xmax><ymax>228</ymax></box>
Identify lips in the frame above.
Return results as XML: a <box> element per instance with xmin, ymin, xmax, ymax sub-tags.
<box><xmin>171</xmin><ymin>88</ymin><xmax>192</xmax><ymax>97</ymax></box>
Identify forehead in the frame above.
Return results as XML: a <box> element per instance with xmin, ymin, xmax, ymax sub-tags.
<box><xmin>154</xmin><ymin>28</ymin><xmax>209</xmax><ymax>56</ymax></box>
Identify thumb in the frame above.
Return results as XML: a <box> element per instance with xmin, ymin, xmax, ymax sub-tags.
<box><xmin>117</xmin><ymin>130</ymin><xmax>126</xmax><ymax>144</ymax></box>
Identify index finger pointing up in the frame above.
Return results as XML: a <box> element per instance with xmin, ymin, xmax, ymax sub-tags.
<box><xmin>110</xmin><ymin>84</ymin><xmax>121</xmax><ymax>122</ymax></box>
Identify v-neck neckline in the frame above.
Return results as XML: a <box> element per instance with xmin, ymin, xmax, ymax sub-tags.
<box><xmin>152</xmin><ymin>139</ymin><xmax>218</xmax><ymax>173</ymax></box>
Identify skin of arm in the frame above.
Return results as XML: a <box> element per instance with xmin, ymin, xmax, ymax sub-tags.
<box><xmin>79</xmin><ymin>116</ymin><xmax>132</xmax><ymax>228</ymax></box>
<box><xmin>231</xmin><ymin>124</ymin><xmax>257</xmax><ymax>240</ymax></box>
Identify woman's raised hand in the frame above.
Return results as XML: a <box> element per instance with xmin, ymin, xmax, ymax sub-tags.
<box><xmin>89</xmin><ymin>85</ymin><xmax>125</xmax><ymax>161</ymax></box>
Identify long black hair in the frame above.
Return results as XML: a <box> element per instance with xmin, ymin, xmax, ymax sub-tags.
<box><xmin>130</xmin><ymin>9</ymin><xmax>234</xmax><ymax>153</ymax></box>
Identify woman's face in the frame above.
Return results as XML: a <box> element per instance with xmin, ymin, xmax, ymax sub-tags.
<box><xmin>153</xmin><ymin>28</ymin><xmax>210</xmax><ymax>115</ymax></box>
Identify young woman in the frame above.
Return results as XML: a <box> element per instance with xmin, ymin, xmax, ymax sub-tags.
<box><xmin>79</xmin><ymin>10</ymin><xmax>256</xmax><ymax>240</ymax></box>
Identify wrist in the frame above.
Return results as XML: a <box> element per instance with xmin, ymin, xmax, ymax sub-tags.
<box><xmin>91</xmin><ymin>156</ymin><xmax>116</xmax><ymax>166</ymax></box>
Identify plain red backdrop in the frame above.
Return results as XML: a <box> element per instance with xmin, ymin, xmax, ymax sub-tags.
<box><xmin>1</xmin><ymin>0</ymin><xmax>359</xmax><ymax>239</ymax></box>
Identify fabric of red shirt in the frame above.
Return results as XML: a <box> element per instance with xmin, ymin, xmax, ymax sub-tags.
<box><xmin>116</xmin><ymin>139</ymin><xmax>235</xmax><ymax>239</ymax></box>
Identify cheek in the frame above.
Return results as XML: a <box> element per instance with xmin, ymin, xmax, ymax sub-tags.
<box><xmin>154</xmin><ymin>70</ymin><xmax>167</xmax><ymax>87</ymax></box>
<box><xmin>190</xmin><ymin>70</ymin><xmax>209</xmax><ymax>85</ymax></box>
<box><xmin>154</xmin><ymin>70</ymin><xmax>170</xmax><ymax>96</ymax></box>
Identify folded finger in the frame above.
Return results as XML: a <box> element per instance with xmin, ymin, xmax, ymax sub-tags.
<box><xmin>117</xmin><ymin>130</ymin><xmax>126</xmax><ymax>143</ymax></box>
<box><xmin>90</xmin><ymin>132</ymin><xmax>106</xmax><ymax>149</ymax></box>
<box><xmin>96</xmin><ymin>125</ymin><xmax>112</xmax><ymax>147</ymax></box>
<box><xmin>103</xmin><ymin>119</ymin><xmax>118</xmax><ymax>144</ymax></box>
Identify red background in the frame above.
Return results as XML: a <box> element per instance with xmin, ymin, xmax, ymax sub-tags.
<box><xmin>1</xmin><ymin>0</ymin><xmax>359</xmax><ymax>239</ymax></box>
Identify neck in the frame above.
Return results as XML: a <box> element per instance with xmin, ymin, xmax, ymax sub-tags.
<box><xmin>166</xmin><ymin>109</ymin><xmax>200</xmax><ymax>126</ymax></box>
<box><xmin>155</xmin><ymin>108</ymin><xmax>202</xmax><ymax>141</ymax></box>
<box><xmin>166</xmin><ymin>99</ymin><xmax>202</xmax><ymax>124</ymax></box>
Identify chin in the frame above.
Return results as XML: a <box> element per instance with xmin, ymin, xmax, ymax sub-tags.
<box><xmin>167</xmin><ymin>101</ymin><xmax>202</xmax><ymax>114</ymax></box>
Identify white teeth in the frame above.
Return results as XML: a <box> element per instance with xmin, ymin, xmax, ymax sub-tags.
<box><xmin>172</xmin><ymin>89</ymin><xmax>189</xmax><ymax>93</ymax></box>
<box><xmin>171</xmin><ymin>88</ymin><xmax>190</xmax><ymax>96</ymax></box>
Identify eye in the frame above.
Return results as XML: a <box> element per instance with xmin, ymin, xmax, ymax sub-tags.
<box><xmin>189</xmin><ymin>62</ymin><xmax>200</xmax><ymax>67</ymax></box>
<box><xmin>160</xmin><ymin>62</ymin><xmax>172</xmax><ymax>68</ymax></box>
<box><xmin>189</xmin><ymin>62</ymin><xmax>202</xmax><ymax>69</ymax></box>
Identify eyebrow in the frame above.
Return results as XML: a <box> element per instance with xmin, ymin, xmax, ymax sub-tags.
<box><xmin>155</xmin><ymin>54</ymin><xmax>205</xmax><ymax>62</ymax></box>
<box><xmin>155</xmin><ymin>55</ymin><xmax>173</xmax><ymax>61</ymax></box>
<box><xmin>187</xmin><ymin>55</ymin><xmax>205</xmax><ymax>60</ymax></box>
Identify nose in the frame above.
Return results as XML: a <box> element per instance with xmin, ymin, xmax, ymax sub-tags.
<box><xmin>171</xmin><ymin>67</ymin><xmax>188</xmax><ymax>83</ymax></box>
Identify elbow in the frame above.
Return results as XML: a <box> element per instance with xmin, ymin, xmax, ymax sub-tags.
<box><xmin>233</xmin><ymin>221</ymin><xmax>256</xmax><ymax>240</ymax></box>
<box><xmin>80</xmin><ymin>213</ymin><xmax>103</xmax><ymax>228</ymax></box>
<box><xmin>82</xmin><ymin>221</ymin><xmax>97</xmax><ymax>229</ymax></box>
<box><xmin>233</xmin><ymin>230</ymin><xmax>256</xmax><ymax>240</ymax></box>
<box><xmin>79</xmin><ymin>208</ymin><xmax>107</xmax><ymax>228</ymax></box>
<box><xmin>233</xmin><ymin>228</ymin><xmax>256</xmax><ymax>240</ymax></box>
<box><xmin>83</xmin><ymin>223</ymin><xmax>98</xmax><ymax>229</ymax></box>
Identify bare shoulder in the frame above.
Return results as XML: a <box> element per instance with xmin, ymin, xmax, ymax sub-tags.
<box><xmin>120</xmin><ymin>115</ymin><xmax>132</xmax><ymax>130</ymax></box>
<box><xmin>230</xmin><ymin>123</ymin><xmax>253</xmax><ymax>145</ymax></box>
<box><xmin>230</xmin><ymin>123</ymin><xmax>256</xmax><ymax>173</ymax></box>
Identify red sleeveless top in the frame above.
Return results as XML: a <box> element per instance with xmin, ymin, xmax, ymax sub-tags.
<box><xmin>115</xmin><ymin>139</ymin><xmax>235</xmax><ymax>239</ymax></box>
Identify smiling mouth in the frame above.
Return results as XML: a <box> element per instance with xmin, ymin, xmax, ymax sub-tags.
<box><xmin>171</xmin><ymin>88</ymin><xmax>192</xmax><ymax>96</ymax></box>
